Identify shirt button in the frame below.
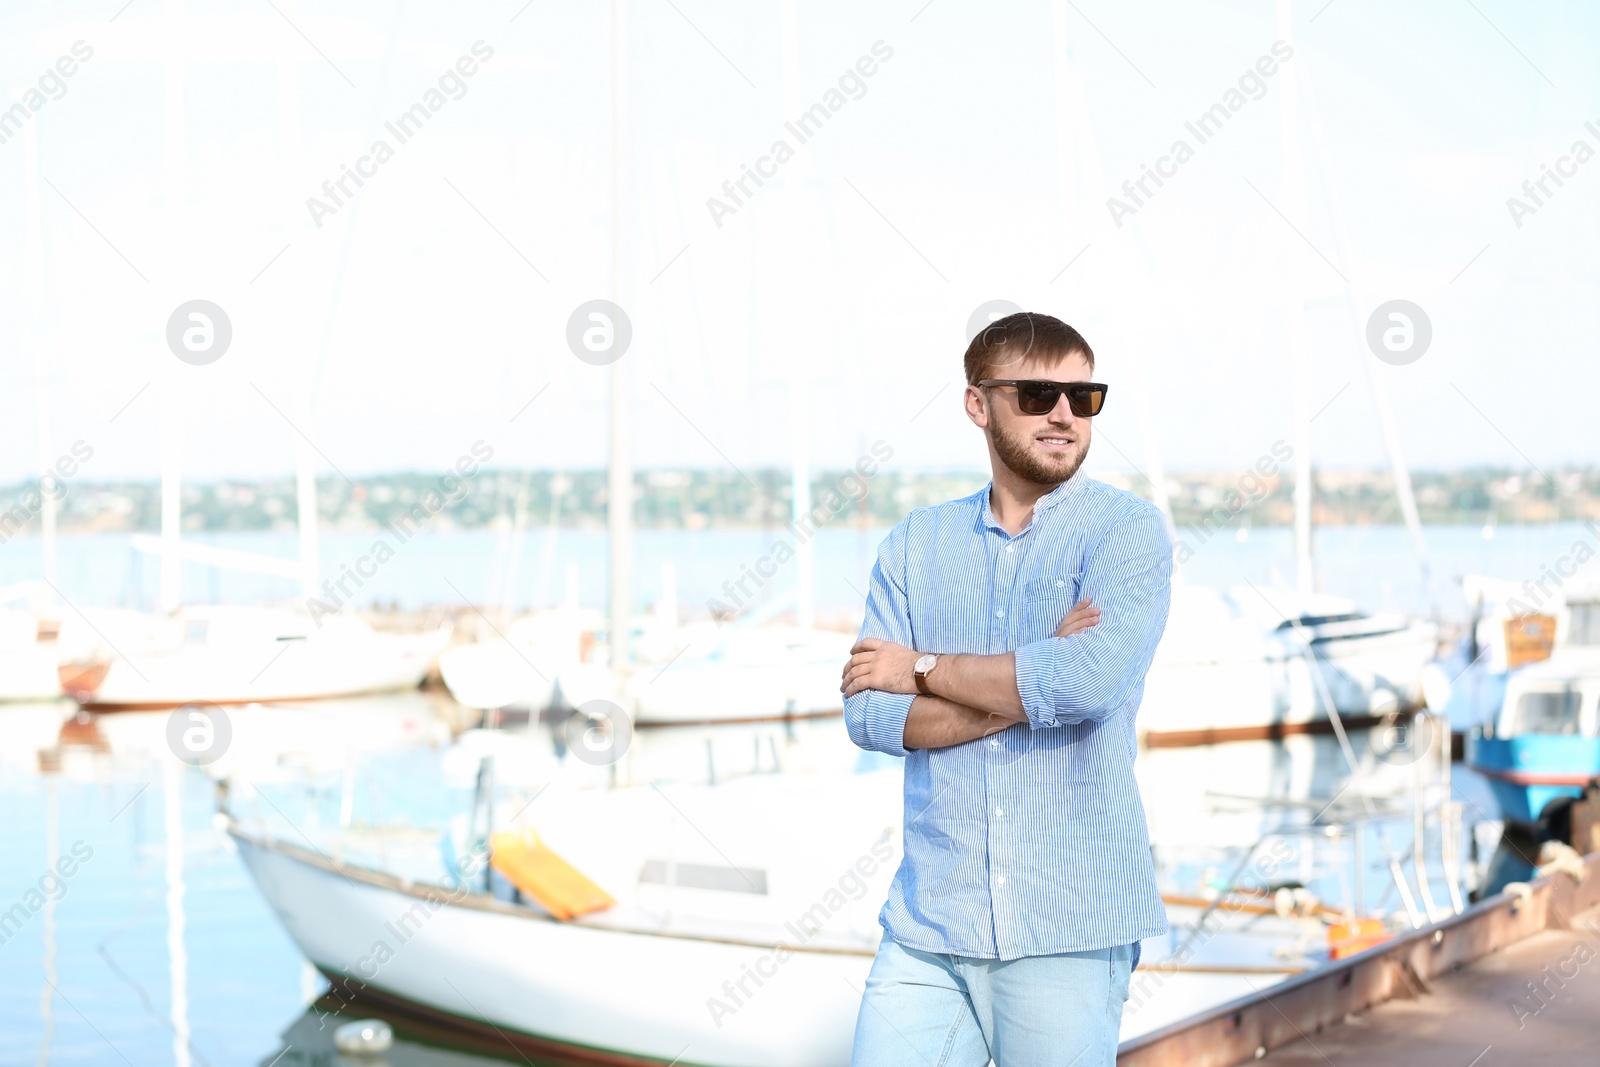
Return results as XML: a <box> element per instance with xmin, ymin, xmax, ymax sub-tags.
<box><xmin>995</xmin><ymin>808</ymin><xmax>1004</xmax><ymax>817</ymax></box>
<box><xmin>990</xmin><ymin>738</ymin><xmax>1000</xmax><ymax>747</ymax></box>
<box><xmin>995</xmin><ymin>609</ymin><xmax>1004</xmax><ymax>619</ymax></box>
<box><xmin>996</xmin><ymin>875</ymin><xmax>1006</xmax><ymax>886</ymax></box>
<box><xmin>1005</xmin><ymin>545</ymin><xmax>1014</xmax><ymax>553</ymax></box>
<box><xmin>1055</xmin><ymin>580</ymin><xmax>1065</xmax><ymax>587</ymax></box>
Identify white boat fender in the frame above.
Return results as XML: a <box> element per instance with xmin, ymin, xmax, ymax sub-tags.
<box><xmin>1501</xmin><ymin>882</ymin><xmax>1533</xmax><ymax>912</ymax></box>
<box><xmin>333</xmin><ymin>1019</ymin><xmax>394</xmax><ymax>1055</ymax></box>
<box><xmin>1535</xmin><ymin>841</ymin><xmax>1586</xmax><ymax>885</ymax></box>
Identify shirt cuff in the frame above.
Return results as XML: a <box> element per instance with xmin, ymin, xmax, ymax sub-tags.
<box><xmin>862</xmin><ymin>691</ymin><xmax>914</xmax><ymax>758</ymax></box>
<box><xmin>1013</xmin><ymin>638</ymin><xmax>1060</xmax><ymax>729</ymax></box>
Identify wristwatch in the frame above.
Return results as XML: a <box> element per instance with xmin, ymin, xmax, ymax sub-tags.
<box><xmin>913</xmin><ymin>654</ymin><xmax>939</xmax><ymax>696</ymax></box>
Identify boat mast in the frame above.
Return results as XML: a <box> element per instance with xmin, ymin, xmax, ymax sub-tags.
<box><xmin>1277</xmin><ymin>0</ymin><xmax>1316</xmax><ymax>598</ymax></box>
<box><xmin>1292</xmin><ymin>38</ymin><xmax>1433</xmax><ymax>606</ymax></box>
<box><xmin>293</xmin><ymin>414</ymin><xmax>319</xmax><ymax>605</ymax></box>
<box><xmin>159</xmin><ymin>0</ymin><xmax>189</xmax><ymax>614</ymax></box>
<box><xmin>23</xmin><ymin>123</ymin><xmax>57</xmax><ymax>590</ymax></box>
<box><xmin>607</xmin><ymin>0</ymin><xmax>633</xmax><ymax>668</ymax></box>
<box><xmin>1049</xmin><ymin>3</ymin><xmax>1178</xmax><ymax>551</ymax></box>
<box><xmin>276</xmin><ymin>50</ymin><xmax>321</xmax><ymax>603</ymax></box>
<box><xmin>779</xmin><ymin>0</ymin><xmax>815</xmax><ymax>630</ymax></box>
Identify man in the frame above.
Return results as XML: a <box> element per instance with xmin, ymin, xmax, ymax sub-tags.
<box><xmin>840</xmin><ymin>312</ymin><xmax>1172</xmax><ymax>1066</ymax></box>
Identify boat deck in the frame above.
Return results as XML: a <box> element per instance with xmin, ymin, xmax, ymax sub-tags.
<box><xmin>1264</xmin><ymin>903</ymin><xmax>1599</xmax><ymax>1065</ymax></box>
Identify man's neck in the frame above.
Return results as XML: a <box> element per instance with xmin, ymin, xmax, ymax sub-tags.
<box><xmin>988</xmin><ymin>466</ymin><xmax>1063</xmax><ymax>535</ymax></box>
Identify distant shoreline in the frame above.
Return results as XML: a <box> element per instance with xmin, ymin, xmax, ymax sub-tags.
<box><xmin>0</xmin><ymin>466</ymin><xmax>1592</xmax><ymax>538</ymax></box>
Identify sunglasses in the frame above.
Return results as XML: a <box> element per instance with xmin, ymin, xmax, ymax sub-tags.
<box><xmin>978</xmin><ymin>379</ymin><xmax>1108</xmax><ymax>417</ymax></box>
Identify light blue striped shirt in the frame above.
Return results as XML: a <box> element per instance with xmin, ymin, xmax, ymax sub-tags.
<box><xmin>845</xmin><ymin>471</ymin><xmax>1172</xmax><ymax>960</ymax></box>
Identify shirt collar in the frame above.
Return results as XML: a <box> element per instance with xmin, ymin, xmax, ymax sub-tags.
<box><xmin>978</xmin><ymin>467</ymin><xmax>1089</xmax><ymax>534</ymax></box>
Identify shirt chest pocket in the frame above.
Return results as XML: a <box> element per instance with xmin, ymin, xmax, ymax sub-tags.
<box><xmin>1021</xmin><ymin>572</ymin><xmax>1081</xmax><ymax>638</ymax></box>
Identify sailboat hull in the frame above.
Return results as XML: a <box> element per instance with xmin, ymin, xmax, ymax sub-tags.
<box><xmin>232</xmin><ymin>830</ymin><xmax>868</xmax><ymax>1067</ymax></box>
<box><xmin>73</xmin><ymin>628</ymin><xmax>450</xmax><ymax>709</ymax></box>
<box><xmin>1140</xmin><ymin>600</ymin><xmax>1438</xmax><ymax>747</ymax></box>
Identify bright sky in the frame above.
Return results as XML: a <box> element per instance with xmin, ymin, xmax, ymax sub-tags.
<box><xmin>1</xmin><ymin>0</ymin><xmax>1596</xmax><ymax>487</ymax></box>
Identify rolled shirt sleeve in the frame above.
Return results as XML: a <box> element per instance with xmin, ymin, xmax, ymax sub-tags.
<box><xmin>1014</xmin><ymin>507</ymin><xmax>1173</xmax><ymax>728</ymax></box>
<box><xmin>844</xmin><ymin>520</ymin><xmax>916</xmax><ymax>758</ymax></box>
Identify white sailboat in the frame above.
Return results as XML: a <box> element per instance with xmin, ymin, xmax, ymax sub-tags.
<box><xmin>621</xmin><ymin>620</ymin><xmax>853</xmax><ymax>726</ymax></box>
<box><xmin>603</xmin><ymin>3</ymin><xmax>858</xmax><ymax>729</ymax></box>
<box><xmin>57</xmin><ymin>32</ymin><xmax>450</xmax><ymax>711</ymax></box>
<box><xmin>3</xmin><ymin>124</ymin><xmax>71</xmax><ymax>702</ymax></box>
<box><xmin>437</xmin><ymin>604</ymin><xmax>601</xmax><ymax>716</ymax></box>
<box><xmin>442</xmin><ymin>609</ymin><xmax>853</xmax><ymax>727</ymax></box>
<box><xmin>59</xmin><ymin>604</ymin><xmax>449</xmax><ymax>709</ymax></box>
<box><xmin>227</xmin><ymin>743</ymin><xmax>1330</xmax><ymax>1064</ymax></box>
<box><xmin>229</xmin><ymin>767</ymin><xmax>901</xmax><ymax>1067</ymax></box>
<box><xmin>442</xmin><ymin>0</ymin><xmax>859</xmax><ymax>730</ymax></box>
<box><xmin>1139</xmin><ymin>586</ymin><xmax>1438</xmax><ymax>747</ymax></box>
<box><xmin>1047</xmin><ymin>4</ymin><xmax>1438</xmax><ymax>752</ymax></box>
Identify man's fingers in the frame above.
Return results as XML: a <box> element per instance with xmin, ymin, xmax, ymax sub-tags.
<box><xmin>840</xmin><ymin>662</ymin><xmax>873</xmax><ymax>692</ymax></box>
<box><xmin>1055</xmin><ymin>598</ymin><xmax>1101</xmax><ymax>637</ymax></box>
<box><xmin>843</xmin><ymin>652</ymin><xmax>874</xmax><ymax>675</ymax></box>
<box><xmin>850</xmin><ymin>638</ymin><xmax>882</xmax><ymax>655</ymax></box>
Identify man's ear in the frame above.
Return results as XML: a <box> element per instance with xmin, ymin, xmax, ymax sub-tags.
<box><xmin>963</xmin><ymin>385</ymin><xmax>989</xmax><ymax>429</ymax></box>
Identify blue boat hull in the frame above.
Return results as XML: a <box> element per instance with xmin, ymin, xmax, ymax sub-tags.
<box><xmin>1466</xmin><ymin>732</ymin><xmax>1600</xmax><ymax>825</ymax></box>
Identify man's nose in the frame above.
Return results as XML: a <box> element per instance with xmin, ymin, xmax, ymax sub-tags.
<box><xmin>1048</xmin><ymin>392</ymin><xmax>1077</xmax><ymax>424</ymax></box>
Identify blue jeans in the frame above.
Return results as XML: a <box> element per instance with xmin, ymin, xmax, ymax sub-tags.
<box><xmin>851</xmin><ymin>933</ymin><xmax>1133</xmax><ymax>1066</ymax></box>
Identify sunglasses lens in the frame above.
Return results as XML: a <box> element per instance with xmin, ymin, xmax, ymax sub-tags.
<box><xmin>1069</xmin><ymin>385</ymin><xmax>1106</xmax><ymax>417</ymax></box>
<box><xmin>1016</xmin><ymin>382</ymin><xmax>1059</xmax><ymax>415</ymax></box>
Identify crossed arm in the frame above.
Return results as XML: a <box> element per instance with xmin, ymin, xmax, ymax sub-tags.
<box><xmin>841</xmin><ymin>600</ymin><xmax>1100</xmax><ymax>750</ymax></box>
<box><xmin>840</xmin><ymin>510</ymin><xmax>1172</xmax><ymax>756</ymax></box>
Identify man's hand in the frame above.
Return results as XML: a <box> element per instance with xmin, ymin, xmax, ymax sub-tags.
<box><xmin>1056</xmin><ymin>598</ymin><xmax>1099</xmax><ymax>637</ymax></box>
<box><xmin>841</xmin><ymin>638</ymin><xmax>920</xmax><ymax>698</ymax></box>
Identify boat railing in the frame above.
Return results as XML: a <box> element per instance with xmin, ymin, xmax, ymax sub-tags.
<box><xmin>1288</xmin><ymin>616</ymin><xmax>1465</xmax><ymax>926</ymax></box>
<box><xmin>1177</xmin><ymin>704</ymin><xmax>1467</xmax><ymax>943</ymax></box>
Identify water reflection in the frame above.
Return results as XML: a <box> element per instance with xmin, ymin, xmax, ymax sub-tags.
<box><xmin>265</xmin><ymin>1001</ymin><xmax>533</xmax><ymax>1066</ymax></box>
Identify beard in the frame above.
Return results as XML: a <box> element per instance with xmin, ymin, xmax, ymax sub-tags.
<box><xmin>987</xmin><ymin>417</ymin><xmax>1090</xmax><ymax>487</ymax></box>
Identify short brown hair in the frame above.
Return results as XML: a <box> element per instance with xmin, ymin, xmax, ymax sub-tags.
<box><xmin>962</xmin><ymin>312</ymin><xmax>1095</xmax><ymax>385</ymax></box>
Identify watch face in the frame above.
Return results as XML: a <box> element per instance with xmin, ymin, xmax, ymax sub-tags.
<box><xmin>915</xmin><ymin>654</ymin><xmax>937</xmax><ymax>674</ymax></box>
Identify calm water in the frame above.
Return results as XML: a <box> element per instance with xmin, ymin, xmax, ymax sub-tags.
<box><xmin>0</xmin><ymin>522</ymin><xmax>1590</xmax><ymax>622</ymax></box>
<box><xmin>0</xmin><ymin>690</ymin><xmax>1504</xmax><ymax>1067</ymax></box>
<box><xmin>0</xmin><ymin>694</ymin><xmax>539</xmax><ymax>1067</ymax></box>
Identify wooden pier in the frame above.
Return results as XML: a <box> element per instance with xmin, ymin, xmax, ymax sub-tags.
<box><xmin>1119</xmin><ymin>852</ymin><xmax>1600</xmax><ymax>1066</ymax></box>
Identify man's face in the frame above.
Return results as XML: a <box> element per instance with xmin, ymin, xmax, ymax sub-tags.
<box><xmin>964</xmin><ymin>352</ymin><xmax>1094</xmax><ymax>487</ymax></box>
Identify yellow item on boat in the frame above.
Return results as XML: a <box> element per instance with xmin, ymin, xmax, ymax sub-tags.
<box><xmin>489</xmin><ymin>831</ymin><xmax>616</xmax><ymax>920</ymax></box>
<box><xmin>1326</xmin><ymin>917</ymin><xmax>1389</xmax><ymax>959</ymax></box>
